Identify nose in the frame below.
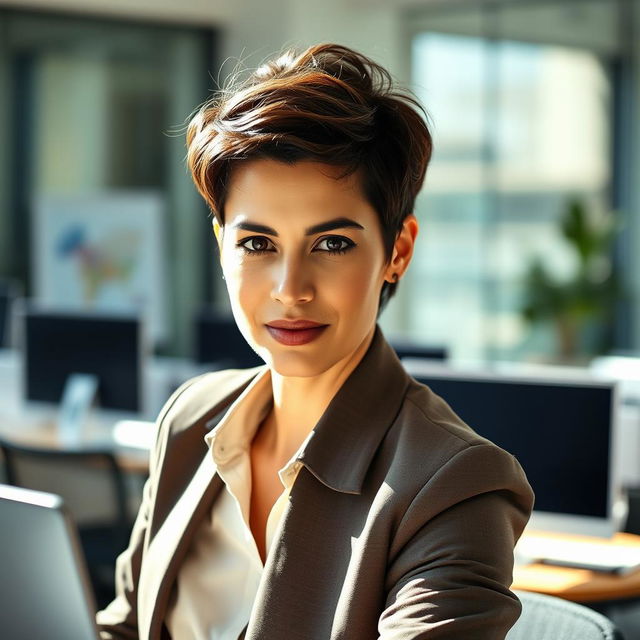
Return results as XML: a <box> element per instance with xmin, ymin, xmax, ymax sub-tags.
<box><xmin>271</xmin><ymin>256</ymin><xmax>314</xmax><ymax>306</ymax></box>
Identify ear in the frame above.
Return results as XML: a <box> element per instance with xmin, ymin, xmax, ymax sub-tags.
<box><xmin>384</xmin><ymin>214</ymin><xmax>419</xmax><ymax>283</ymax></box>
<box><xmin>213</xmin><ymin>219</ymin><xmax>223</xmax><ymax>248</ymax></box>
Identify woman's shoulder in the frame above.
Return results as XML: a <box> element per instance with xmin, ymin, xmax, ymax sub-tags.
<box><xmin>388</xmin><ymin>376</ymin><xmax>532</xmax><ymax>492</ymax></box>
<box><xmin>401</xmin><ymin>376</ymin><xmax>491</xmax><ymax>447</ymax></box>
<box><xmin>376</xmin><ymin>376</ymin><xmax>534</xmax><ymax>521</ymax></box>
<box><xmin>143</xmin><ymin>366</ymin><xmax>266</xmax><ymax>477</ymax></box>
<box><xmin>156</xmin><ymin>366</ymin><xmax>265</xmax><ymax>433</ymax></box>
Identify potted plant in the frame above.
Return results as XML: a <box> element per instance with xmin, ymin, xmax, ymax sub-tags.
<box><xmin>521</xmin><ymin>197</ymin><xmax>620</xmax><ymax>362</ymax></box>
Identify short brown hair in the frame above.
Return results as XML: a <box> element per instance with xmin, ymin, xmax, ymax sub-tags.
<box><xmin>187</xmin><ymin>43</ymin><xmax>432</xmax><ymax>310</ymax></box>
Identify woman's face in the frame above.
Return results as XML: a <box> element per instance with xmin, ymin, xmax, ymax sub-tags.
<box><xmin>217</xmin><ymin>158</ymin><xmax>399</xmax><ymax>378</ymax></box>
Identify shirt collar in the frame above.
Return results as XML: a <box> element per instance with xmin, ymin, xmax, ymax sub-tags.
<box><xmin>205</xmin><ymin>367</ymin><xmax>273</xmax><ymax>466</ymax></box>
<box><xmin>277</xmin><ymin>429</ymin><xmax>314</xmax><ymax>490</ymax></box>
<box><xmin>204</xmin><ymin>367</ymin><xmax>313</xmax><ymax>491</ymax></box>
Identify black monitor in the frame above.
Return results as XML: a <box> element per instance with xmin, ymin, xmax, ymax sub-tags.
<box><xmin>21</xmin><ymin>306</ymin><xmax>144</xmax><ymax>413</ymax></box>
<box><xmin>411</xmin><ymin>366</ymin><xmax>617</xmax><ymax>536</ymax></box>
<box><xmin>194</xmin><ymin>309</ymin><xmax>263</xmax><ymax>369</ymax></box>
<box><xmin>390</xmin><ymin>339</ymin><xmax>448</xmax><ymax>362</ymax></box>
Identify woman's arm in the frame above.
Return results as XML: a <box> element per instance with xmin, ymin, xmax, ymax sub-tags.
<box><xmin>379</xmin><ymin>445</ymin><xmax>534</xmax><ymax>639</ymax></box>
<box><xmin>96</xmin><ymin>377</ymin><xmax>204</xmax><ymax>639</ymax></box>
<box><xmin>96</xmin><ymin>473</ymin><xmax>154</xmax><ymax>639</ymax></box>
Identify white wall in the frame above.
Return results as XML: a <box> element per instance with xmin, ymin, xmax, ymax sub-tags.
<box><xmin>0</xmin><ymin>0</ymin><xmax>232</xmax><ymax>26</ymax></box>
<box><xmin>288</xmin><ymin>1</ymin><xmax>405</xmax><ymax>79</ymax></box>
<box><xmin>217</xmin><ymin>0</ymin><xmax>291</xmax><ymax>74</ymax></box>
<box><xmin>0</xmin><ymin>0</ymin><xmax>408</xmax><ymax>77</ymax></box>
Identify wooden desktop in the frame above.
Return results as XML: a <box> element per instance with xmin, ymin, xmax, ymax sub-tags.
<box><xmin>0</xmin><ymin>416</ymin><xmax>150</xmax><ymax>475</ymax></box>
<box><xmin>514</xmin><ymin>530</ymin><xmax>640</xmax><ymax>603</ymax></box>
<box><xmin>0</xmin><ymin>349</ymin><xmax>197</xmax><ymax>475</ymax></box>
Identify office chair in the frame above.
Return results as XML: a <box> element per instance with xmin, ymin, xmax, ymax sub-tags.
<box><xmin>623</xmin><ymin>486</ymin><xmax>640</xmax><ymax>536</ymax></box>
<box><xmin>508</xmin><ymin>590</ymin><xmax>624</xmax><ymax>639</ymax></box>
<box><xmin>0</xmin><ymin>439</ymin><xmax>132</xmax><ymax>609</ymax></box>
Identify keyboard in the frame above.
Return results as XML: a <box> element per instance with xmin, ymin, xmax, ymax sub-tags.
<box><xmin>516</xmin><ymin>535</ymin><xmax>640</xmax><ymax>575</ymax></box>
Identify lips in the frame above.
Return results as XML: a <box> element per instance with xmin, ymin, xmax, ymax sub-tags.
<box><xmin>265</xmin><ymin>319</ymin><xmax>329</xmax><ymax>346</ymax></box>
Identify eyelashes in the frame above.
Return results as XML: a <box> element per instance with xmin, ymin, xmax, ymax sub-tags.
<box><xmin>238</xmin><ymin>236</ymin><xmax>273</xmax><ymax>254</ymax></box>
<box><xmin>314</xmin><ymin>237</ymin><xmax>354</xmax><ymax>254</ymax></box>
<box><xmin>236</xmin><ymin>235</ymin><xmax>356</xmax><ymax>256</ymax></box>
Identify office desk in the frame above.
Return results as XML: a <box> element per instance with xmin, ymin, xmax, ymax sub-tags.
<box><xmin>0</xmin><ymin>417</ymin><xmax>151</xmax><ymax>474</ymax></box>
<box><xmin>0</xmin><ymin>348</ymin><xmax>205</xmax><ymax>421</ymax></box>
<box><xmin>513</xmin><ymin>530</ymin><xmax>640</xmax><ymax>603</ymax></box>
<box><xmin>0</xmin><ymin>348</ymin><xmax>205</xmax><ymax>474</ymax></box>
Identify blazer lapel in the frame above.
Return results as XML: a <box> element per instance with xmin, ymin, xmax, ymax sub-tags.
<box><xmin>139</xmin><ymin>451</ymin><xmax>224</xmax><ymax>639</ymax></box>
<box><xmin>298</xmin><ymin>325</ymin><xmax>410</xmax><ymax>494</ymax></box>
<box><xmin>245</xmin><ymin>327</ymin><xmax>411</xmax><ymax>638</ymax></box>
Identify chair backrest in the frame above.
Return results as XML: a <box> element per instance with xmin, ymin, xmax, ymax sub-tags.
<box><xmin>0</xmin><ymin>440</ymin><xmax>129</xmax><ymax>532</ymax></box>
<box><xmin>623</xmin><ymin>486</ymin><xmax>640</xmax><ymax>535</ymax></box>
<box><xmin>508</xmin><ymin>590</ymin><xmax>624</xmax><ymax>640</ymax></box>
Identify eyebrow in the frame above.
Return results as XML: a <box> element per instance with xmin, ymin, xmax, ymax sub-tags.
<box><xmin>229</xmin><ymin>217</ymin><xmax>365</xmax><ymax>236</ymax></box>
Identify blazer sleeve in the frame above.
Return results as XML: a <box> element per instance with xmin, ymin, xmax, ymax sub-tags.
<box><xmin>378</xmin><ymin>443</ymin><xmax>534</xmax><ymax>640</ymax></box>
<box><xmin>95</xmin><ymin>378</ymin><xmax>200</xmax><ymax>640</ymax></box>
<box><xmin>96</xmin><ymin>474</ymin><xmax>153</xmax><ymax>639</ymax></box>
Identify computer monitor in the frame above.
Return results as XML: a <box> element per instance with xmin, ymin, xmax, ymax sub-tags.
<box><xmin>390</xmin><ymin>339</ymin><xmax>448</xmax><ymax>362</ymax></box>
<box><xmin>194</xmin><ymin>309</ymin><xmax>263</xmax><ymax>370</ymax></box>
<box><xmin>591</xmin><ymin>355</ymin><xmax>640</xmax><ymax>405</ymax></box>
<box><xmin>409</xmin><ymin>364</ymin><xmax>619</xmax><ymax>537</ymax></box>
<box><xmin>20</xmin><ymin>305</ymin><xmax>145</xmax><ymax>413</ymax></box>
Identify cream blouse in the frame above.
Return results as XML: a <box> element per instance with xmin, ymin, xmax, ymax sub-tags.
<box><xmin>164</xmin><ymin>369</ymin><xmax>310</xmax><ymax>640</ymax></box>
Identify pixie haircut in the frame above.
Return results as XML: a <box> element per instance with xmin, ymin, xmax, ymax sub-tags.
<box><xmin>187</xmin><ymin>43</ymin><xmax>432</xmax><ymax>310</ymax></box>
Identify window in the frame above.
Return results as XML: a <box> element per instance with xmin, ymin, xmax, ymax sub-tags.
<box><xmin>401</xmin><ymin>8</ymin><xmax>614</xmax><ymax>362</ymax></box>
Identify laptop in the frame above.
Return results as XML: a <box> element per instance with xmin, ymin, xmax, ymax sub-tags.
<box><xmin>0</xmin><ymin>483</ymin><xmax>101</xmax><ymax>640</ymax></box>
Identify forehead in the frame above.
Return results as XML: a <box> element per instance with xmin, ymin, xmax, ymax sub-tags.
<box><xmin>224</xmin><ymin>158</ymin><xmax>375</xmax><ymax>226</ymax></box>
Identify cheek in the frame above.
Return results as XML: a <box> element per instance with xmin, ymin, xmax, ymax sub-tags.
<box><xmin>223</xmin><ymin>269</ymin><xmax>268</xmax><ymax>348</ymax></box>
<box><xmin>221</xmin><ymin>246</ymin><xmax>265</xmax><ymax>294</ymax></box>
<box><xmin>329</xmin><ymin>255</ymin><xmax>386</xmax><ymax>316</ymax></box>
<box><xmin>226</xmin><ymin>266</ymin><xmax>266</xmax><ymax>309</ymax></box>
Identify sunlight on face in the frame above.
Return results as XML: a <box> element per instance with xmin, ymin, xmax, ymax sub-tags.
<box><xmin>218</xmin><ymin>158</ymin><xmax>394</xmax><ymax>378</ymax></box>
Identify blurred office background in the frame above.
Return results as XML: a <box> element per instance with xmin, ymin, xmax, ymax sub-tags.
<box><xmin>0</xmin><ymin>0</ymin><xmax>638</xmax><ymax>366</ymax></box>
<box><xmin>1</xmin><ymin>0</ymin><xmax>640</xmax><ymax>631</ymax></box>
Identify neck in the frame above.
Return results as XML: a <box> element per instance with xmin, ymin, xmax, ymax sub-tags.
<box><xmin>259</xmin><ymin>327</ymin><xmax>375</xmax><ymax>462</ymax></box>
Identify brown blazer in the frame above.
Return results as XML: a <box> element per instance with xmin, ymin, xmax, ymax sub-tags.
<box><xmin>97</xmin><ymin>328</ymin><xmax>534</xmax><ymax>639</ymax></box>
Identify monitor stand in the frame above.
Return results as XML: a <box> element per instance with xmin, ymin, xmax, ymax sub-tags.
<box><xmin>57</xmin><ymin>373</ymin><xmax>99</xmax><ymax>447</ymax></box>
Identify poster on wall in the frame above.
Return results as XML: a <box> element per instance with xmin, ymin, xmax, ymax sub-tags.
<box><xmin>33</xmin><ymin>191</ymin><xmax>168</xmax><ymax>346</ymax></box>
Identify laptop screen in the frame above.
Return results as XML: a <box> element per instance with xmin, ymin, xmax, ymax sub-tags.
<box><xmin>0</xmin><ymin>484</ymin><xmax>100</xmax><ymax>640</ymax></box>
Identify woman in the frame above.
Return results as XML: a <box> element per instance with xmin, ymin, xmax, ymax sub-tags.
<box><xmin>98</xmin><ymin>43</ymin><xmax>533</xmax><ymax>639</ymax></box>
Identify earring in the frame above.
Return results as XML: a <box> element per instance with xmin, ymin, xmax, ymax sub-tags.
<box><xmin>391</xmin><ymin>273</ymin><xmax>399</xmax><ymax>283</ymax></box>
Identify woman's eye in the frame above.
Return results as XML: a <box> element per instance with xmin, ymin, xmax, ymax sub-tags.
<box><xmin>238</xmin><ymin>236</ymin><xmax>273</xmax><ymax>253</ymax></box>
<box><xmin>314</xmin><ymin>236</ymin><xmax>355</xmax><ymax>254</ymax></box>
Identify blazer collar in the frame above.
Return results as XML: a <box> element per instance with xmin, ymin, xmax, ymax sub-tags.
<box><xmin>298</xmin><ymin>326</ymin><xmax>410</xmax><ymax>495</ymax></box>
<box><xmin>140</xmin><ymin>373</ymin><xmax>259</xmax><ymax>639</ymax></box>
<box><xmin>140</xmin><ymin>454</ymin><xmax>223</xmax><ymax>639</ymax></box>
